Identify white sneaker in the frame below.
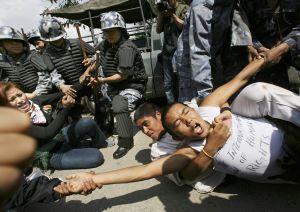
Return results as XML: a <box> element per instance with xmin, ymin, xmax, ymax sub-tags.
<box><xmin>105</xmin><ymin>135</ymin><xmax>116</xmax><ymax>147</ymax></box>
<box><xmin>25</xmin><ymin>168</ymin><xmax>44</xmax><ymax>181</ymax></box>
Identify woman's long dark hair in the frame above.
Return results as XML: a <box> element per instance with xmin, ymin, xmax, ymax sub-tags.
<box><xmin>0</xmin><ymin>82</ymin><xmax>20</xmax><ymax>106</ymax></box>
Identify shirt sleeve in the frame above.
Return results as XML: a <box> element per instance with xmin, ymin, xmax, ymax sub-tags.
<box><xmin>34</xmin><ymin>71</ymin><xmax>53</xmax><ymax>95</ymax></box>
<box><xmin>27</xmin><ymin>108</ymin><xmax>69</xmax><ymax>141</ymax></box>
<box><xmin>50</xmin><ymin>68</ymin><xmax>65</xmax><ymax>88</ymax></box>
<box><xmin>282</xmin><ymin>26</ymin><xmax>300</xmax><ymax>51</ymax></box>
<box><xmin>189</xmin><ymin>5</ymin><xmax>213</xmax><ymax>99</ymax></box>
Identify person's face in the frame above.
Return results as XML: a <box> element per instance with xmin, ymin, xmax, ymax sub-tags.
<box><xmin>103</xmin><ymin>28</ymin><xmax>122</xmax><ymax>44</ymax></box>
<box><xmin>165</xmin><ymin>103</ymin><xmax>211</xmax><ymax>140</ymax></box>
<box><xmin>2</xmin><ymin>40</ymin><xmax>24</xmax><ymax>55</ymax></box>
<box><xmin>136</xmin><ymin>112</ymin><xmax>164</xmax><ymax>140</ymax></box>
<box><xmin>33</xmin><ymin>39</ymin><xmax>45</xmax><ymax>50</ymax></box>
<box><xmin>6</xmin><ymin>87</ymin><xmax>30</xmax><ymax>113</ymax></box>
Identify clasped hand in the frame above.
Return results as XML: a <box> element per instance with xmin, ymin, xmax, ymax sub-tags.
<box><xmin>53</xmin><ymin>171</ymin><xmax>101</xmax><ymax>196</ymax></box>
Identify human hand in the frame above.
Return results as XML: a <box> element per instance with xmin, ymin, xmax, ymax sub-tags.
<box><xmin>25</xmin><ymin>92</ymin><xmax>37</xmax><ymax>100</ymax></box>
<box><xmin>259</xmin><ymin>43</ymin><xmax>289</xmax><ymax>67</ymax></box>
<box><xmin>79</xmin><ymin>72</ymin><xmax>91</xmax><ymax>86</ymax></box>
<box><xmin>82</xmin><ymin>58</ymin><xmax>92</xmax><ymax>67</ymax></box>
<box><xmin>61</xmin><ymin>95</ymin><xmax>75</xmax><ymax>108</ymax></box>
<box><xmin>247</xmin><ymin>45</ymin><xmax>264</xmax><ymax>62</ymax></box>
<box><xmin>53</xmin><ymin>171</ymin><xmax>101</xmax><ymax>196</ymax></box>
<box><xmin>257</xmin><ymin>46</ymin><xmax>269</xmax><ymax>54</ymax></box>
<box><xmin>0</xmin><ymin>107</ymin><xmax>36</xmax><ymax>205</ymax></box>
<box><xmin>42</xmin><ymin>104</ymin><xmax>52</xmax><ymax>113</ymax></box>
<box><xmin>79</xmin><ymin>64</ymin><xmax>97</xmax><ymax>86</ymax></box>
<box><xmin>213</xmin><ymin>111</ymin><xmax>232</xmax><ymax>128</ymax></box>
<box><xmin>53</xmin><ymin>178</ymin><xmax>100</xmax><ymax>196</ymax></box>
<box><xmin>205</xmin><ymin>122</ymin><xmax>230</xmax><ymax>155</ymax></box>
<box><xmin>59</xmin><ymin>84</ymin><xmax>77</xmax><ymax>98</ymax></box>
<box><xmin>87</xmin><ymin>76</ymin><xmax>102</xmax><ymax>88</ymax></box>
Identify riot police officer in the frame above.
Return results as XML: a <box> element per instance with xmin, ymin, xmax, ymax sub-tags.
<box><xmin>0</xmin><ymin>26</ymin><xmax>53</xmax><ymax>98</ymax></box>
<box><xmin>92</xmin><ymin>11</ymin><xmax>148</xmax><ymax>159</ymax></box>
<box><xmin>27</xmin><ymin>30</ymin><xmax>46</xmax><ymax>53</ymax></box>
<box><xmin>39</xmin><ymin>17</ymin><xmax>95</xmax><ymax>96</ymax></box>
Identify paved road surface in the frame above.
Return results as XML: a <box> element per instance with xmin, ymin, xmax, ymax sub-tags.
<box><xmin>26</xmin><ymin>131</ymin><xmax>300</xmax><ymax>212</ymax></box>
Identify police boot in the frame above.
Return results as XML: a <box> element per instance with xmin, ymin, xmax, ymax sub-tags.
<box><xmin>113</xmin><ymin>137</ymin><xmax>133</xmax><ymax>159</ymax></box>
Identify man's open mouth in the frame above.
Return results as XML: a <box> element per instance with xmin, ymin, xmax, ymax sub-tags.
<box><xmin>193</xmin><ymin>123</ymin><xmax>203</xmax><ymax>135</ymax></box>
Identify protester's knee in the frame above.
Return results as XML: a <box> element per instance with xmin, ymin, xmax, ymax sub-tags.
<box><xmin>112</xmin><ymin>95</ymin><xmax>129</xmax><ymax>114</ymax></box>
<box><xmin>242</xmin><ymin>83</ymin><xmax>269</xmax><ymax>102</ymax></box>
<box><xmin>85</xmin><ymin>149</ymin><xmax>104</xmax><ymax>168</ymax></box>
<box><xmin>77</xmin><ymin>118</ymin><xmax>97</xmax><ymax>131</ymax></box>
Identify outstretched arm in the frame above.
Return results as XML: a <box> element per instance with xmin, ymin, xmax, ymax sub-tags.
<box><xmin>201</xmin><ymin>58</ymin><xmax>265</xmax><ymax>107</ymax></box>
<box><xmin>54</xmin><ymin>146</ymin><xmax>198</xmax><ymax>195</ymax></box>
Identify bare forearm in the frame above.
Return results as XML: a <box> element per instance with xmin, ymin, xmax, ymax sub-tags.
<box><xmin>92</xmin><ymin>165</ymin><xmax>155</xmax><ymax>186</ymax></box>
<box><xmin>91</xmin><ymin>147</ymin><xmax>196</xmax><ymax>186</ymax></box>
<box><xmin>274</xmin><ymin>42</ymin><xmax>290</xmax><ymax>55</ymax></box>
<box><xmin>201</xmin><ymin>58</ymin><xmax>265</xmax><ymax>107</ymax></box>
<box><xmin>99</xmin><ymin>73</ymin><xmax>127</xmax><ymax>84</ymax></box>
<box><xmin>180</xmin><ymin>153</ymin><xmax>213</xmax><ymax>181</ymax></box>
<box><xmin>234</xmin><ymin>58</ymin><xmax>265</xmax><ymax>85</ymax></box>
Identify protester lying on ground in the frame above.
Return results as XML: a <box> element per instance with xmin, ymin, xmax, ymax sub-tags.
<box><xmin>134</xmin><ymin>102</ymin><xmax>226</xmax><ymax>193</ymax></box>
<box><xmin>54</xmin><ymin>56</ymin><xmax>300</xmax><ymax>196</ymax></box>
<box><xmin>0</xmin><ymin>107</ymin><xmax>36</xmax><ymax>210</ymax></box>
<box><xmin>0</xmin><ymin>82</ymin><xmax>113</xmax><ymax>170</ymax></box>
<box><xmin>52</xmin><ymin>57</ymin><xmax>268</xmax><ymax>195</ymax></box>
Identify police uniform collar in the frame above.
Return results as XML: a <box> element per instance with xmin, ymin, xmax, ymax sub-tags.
<box><xmin>49</xmin><ymin>39</ymin><xmax>71</xmax><ymax>51</ymax></box>
<box><xmin>5</xmin><ymin>52</ymin><xmax>28</xmax><ymax>64</ymax></box>
<box><xmin>106</xmin><ymin>37</ymin><xmax>127</xmax><ymax>49</ymax></box>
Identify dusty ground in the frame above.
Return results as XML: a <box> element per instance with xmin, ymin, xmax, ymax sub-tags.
<box><xmin>26</xmin><ymin>131</ymin><xmax>300</xmax><ymax>212</ymax></box>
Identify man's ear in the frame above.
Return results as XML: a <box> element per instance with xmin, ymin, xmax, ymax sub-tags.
<box><xmin>155</xmin><ymin>111</ymin><xmax>162</xmax><ymax>120</ymax></box>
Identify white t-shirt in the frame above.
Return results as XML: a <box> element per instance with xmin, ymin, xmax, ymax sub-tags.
<box><xmin>151</xmin><ymin>133</ymin><xmax>184</xmax><ymax>160</ymax></box>
<box><xmin>187</xmin><ymin>107</ymin><xmax>288</xmax><ymax>183</ymax></box>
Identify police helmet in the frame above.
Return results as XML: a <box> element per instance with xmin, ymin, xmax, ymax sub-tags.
<box><xmin>39</xmin><ymin>17</ymin><xmax>66</xmax><ymax>42</ymax></box>
<box><xmin>100</xmin><ymin>11</ymin><xmax>126</xmax><ymax>30</ymax></box>
<box><xmin>0</xmin><ymin>26</ymin><xmax>27</xmax><ymax>45</ymax></box>
<box><xmin>27</xmin><ymin>30</ymin><xmax>41</xmax><ymax>45</ymax></box>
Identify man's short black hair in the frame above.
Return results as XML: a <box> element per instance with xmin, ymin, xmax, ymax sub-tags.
<box><xmin>134</xmin><ymin>102</ymin><xmax>161</xmax><ymax>123</ymax></box>
<box><xmin>161</xmin><ymin>102</ymin><xmax>186</xmax><ymax>138</ymax></box>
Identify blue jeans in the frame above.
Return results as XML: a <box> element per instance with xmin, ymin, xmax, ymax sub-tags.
<box><xmin>163</xmin><ymin>58</ymin><xmax>178</xmax><ymax>103</ymax></box>
<box><xmin>63</xmin><ymin>118</ymin><xmax>107</xmax><ymax>148</ymax></box>
<box><xmin>49</xmin><ymin>118</ymin><xmax>106</xmax><ymax>170</ymax></box>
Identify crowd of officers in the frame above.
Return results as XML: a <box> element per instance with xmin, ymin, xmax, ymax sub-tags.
<box><xmin>0</xmin><ymin>12</ymin><xmax>147</xmax><ymax>160</ymax></box>
<box><xmin>0</xmin><ymin>0</ymin><xmax>300</xmax><ymax>161</ymax></box>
